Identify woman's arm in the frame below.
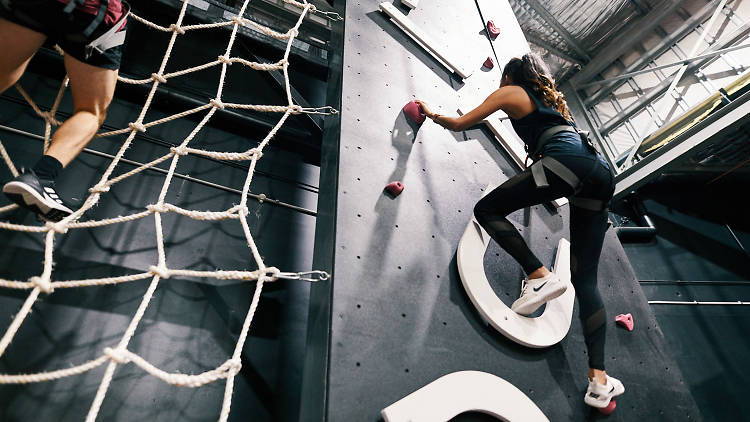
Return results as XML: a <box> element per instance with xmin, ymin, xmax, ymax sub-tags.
<box><xmin>416</xmin><ymin>87</ymin><xmax>515</xmax><ymax>132</ymax></box>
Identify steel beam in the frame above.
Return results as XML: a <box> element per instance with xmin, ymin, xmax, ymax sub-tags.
<box><xmin>299</xmin><ymin>0</ymin><xmax>346</xmax><ymax>420</ymax></box>
<box><xmin>525</xmin><ymin>33</ymin><xmax>585</xmax><ymax>66</ymax></box>
<box><xmin>628</xmin><ymin>0</ymin><xmax>651</xmax><ymax>16</ymax></box>
<box><xmin>569</xmin><ymin>0</ymin><xmax>685</xmax><ymax>86</ymax></box>
<box><xmin>566</xmin><ymin>85</ymin><xmax>617</xmax><ymax>171</ymax></box>
<box><xmin>583</xmin><ymin>0</ymin><xmax>724</xmax><ymax>106</ymax></box>
<box><xmin>0</xmin><ymin>124</ymin><xmax>318</xmax><ymax>216</ymax></box>
<box><xmin>649</xmin><ymin>300</ymin><xmax>750</xmax><ymax>305</ymax></box>
<box><xmin>578</xmin><ymin>43</ymin><xmax>750</xmax><ymax>89</ymax></box>
<box><xmin>238</xmin><ymin>40</ymin><xmax>325</xmax><ymax>134</ymax></box>
<box><xmin>611</xmin><ymin>90</ymin><xmax>750</xmax><ymax>201</ymax></box>
<box><xmin>522</xmin><ymin>0</ymin><xmax>590</xmax><ymax>62</ymax></box>
<box><xmin>598</xmin><ymin>23</ymin><xmax>750</xmax><ymax>135</ymax></box>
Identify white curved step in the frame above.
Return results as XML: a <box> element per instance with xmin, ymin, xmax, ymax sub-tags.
<box><xmin>381</xmin><ymin>370</ymin><xmax>549</xmax><ymax>422</ymax></box>
<box><xmin>457</xmin><ymin>192</ymin><xmax>575</xmax><ymax>348</ymax></box>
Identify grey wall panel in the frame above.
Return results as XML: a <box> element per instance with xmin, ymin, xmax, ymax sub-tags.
<box><xmin>330</xmin><ymin>1</ymin><xmax>701</xmax><ymax>420</ymax></box>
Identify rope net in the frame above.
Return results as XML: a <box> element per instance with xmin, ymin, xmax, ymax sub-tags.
<box><xmin>0</xmin><ymin>1</ymin><xmax>338</xmax><ymax>420</ymax></box>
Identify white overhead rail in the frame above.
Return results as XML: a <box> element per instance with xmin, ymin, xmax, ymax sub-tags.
<box><xmin>457</xmin><ymin>209</ymin><xmax>575</xmax><ymax>348</ymax></box>
<box><xmin>381</xmin><ymin>371</ymin><xmax>550</xmax><ymax>422</ymax></box>
<box><xmin>379</xmin><ymin>2</ymin><xmax>473</xmax><ymax>79</ymax></box>
<box><xmin>621</xmin><ymin>0</ymin><xmax>729</xmax><ymax>171</ymax></box>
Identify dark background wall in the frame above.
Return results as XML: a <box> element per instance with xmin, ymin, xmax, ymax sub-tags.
<box><xmin>611</xmin><ymin>200</ymin><xmax>750</xmax><ymax>422</ymax></box>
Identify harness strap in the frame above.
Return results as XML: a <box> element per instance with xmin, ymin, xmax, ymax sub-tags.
<box><xmin>85</xmin><ymin>1</ymin><xmax>129</xmax><ymax>58</ymax></box>
<box><xmin>532</xmin><ymin>125</ymin><xmax>576</xmax><ymax>158</ymax></box>
<box><xmin>531</xmin><ymin>156</ymin><xmax>580</xmax><ymax>191</ymax></box>
<box><xmin>63</xmin><ymin>0</ymin><xmax>85</xmax><ymax>14</ymax></box>
<box><xmin>531</xmin><ymin>156</ymin><xmax>607</xmax><ymax>210</ymax></box>
<box><xmin>531</xmin><ymin>159</ymin><xmax>548</xmax><ymax>187</ymax></box>
<box><xmin>82</xmin><ymin>0</ymin><xmax>109</xmax><ymax>37</ymax></box>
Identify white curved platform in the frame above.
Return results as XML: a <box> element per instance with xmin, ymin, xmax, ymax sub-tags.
<box><xmin>381</xmin><ymin>370</ymin><xmax>549</xmax><ymax>422</ymax></box>
<box><xmin>457</xmin><ymin>197</ymin><xmax>575</xmax><ymax>348</ymax></box>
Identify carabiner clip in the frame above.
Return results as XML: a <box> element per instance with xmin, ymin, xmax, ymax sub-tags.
<box><xmin>275</xmin><ymin>270</ymin><xmax>330</xmax><ymax>282</ymax></box>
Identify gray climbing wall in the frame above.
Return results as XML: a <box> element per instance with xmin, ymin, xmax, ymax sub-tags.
<box><xmin>327</xmin><ymin>1</ymin><xmax>702</xmax><ymax>420</ymax></box>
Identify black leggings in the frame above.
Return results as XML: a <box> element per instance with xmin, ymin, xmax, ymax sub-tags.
<box><xmin>473</xmin><ymin>153</ymin><xmax>614</xmax><ymax>370</ymax></box>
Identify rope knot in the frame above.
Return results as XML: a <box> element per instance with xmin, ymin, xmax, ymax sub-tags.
<box><xmin>29</xmin><ymin>276</ymin><xmax>54</xmax><ymax>293</ymax></box>
<box><xmin>39</xmin><ymin>111</ymin><xmax>61</xmax><ymax>125</ymax></box>
<box><xmin>210</xmin><ymin>99</ymin><xmax>225</xmax><ymax>109</ymax></box>
<box><xmin>149</xmin><ymin>265</ymin><xmax>170</xmax><ymax>279</ymax></box>
<box><xmin>169</xmin><ymin>24</ymin><xmax>185</xmax><ymax>34</ymax></box>
<box><xmin>128</xmin><ymin>122</ymin><xmax>147</xmax><ymax>133</ymax></box>
<box><xmin>104</xmin><ymin>347</ymin><xmax>131</xmax><ymax>364</ymax></box>
<box><xmin>267</xmin><ymin>267</ymin><xmax>282</xmax><ymax>281</ymax></box>
<box><xmin>45</xmin><ymin>221</ymin><xmax>69</xmax><ymax>234</ymax></box>
<box><xmin>225</xmin><ymin>358</ymin><xmax>242</xmax><ymax>374</ymax></box>
<box><xmin>289</xmin><ymin>105</ymin><xmax>303</xmax><ymax>114</ymax></box>
<box><xmin>151</xmin><ymin>73</ymin><xmax>167</xmax><ymax>84</ymax></box>
<box><xmin>170</xmin><ymin>146</ymin><xmax>189</xmax><ymax>156</ymax></box>
<box><xmin>248</xmin><ymin>148</ymin><xmax>262</xmax><ymax>159</ymax></box>
<box><xmin>257</xmin><ymin>193</ymin><xmax>266</xmax><ymax>203</ymax></box>
<box><xmin>288</xmin><ymin>28</ymin><xmax>299</xmax><ymax>38</ymax></box>
<box><xmin>218</xmin><ymin>55</ymin><xmax>232</xmax><ymax>65</ymax></box>
<box><xmin>147</xmin><ymin>203</ymin><xmax>169</xmax><ymax>213</ymax></box>
<box><xmin>89</xmin><ymin>184</ymin><xmax>110</xmax><ymax>193</ymax></box>
<box><xmin>231</xmin><ymin>16</ymin><xmax>243</xmax><ymax>26</ymax></box>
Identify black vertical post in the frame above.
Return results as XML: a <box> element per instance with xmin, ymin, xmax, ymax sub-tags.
<box><xmin>298</xmin><ymin>0</ymin><xmax>346</xmax><ymax>420</ymax></box>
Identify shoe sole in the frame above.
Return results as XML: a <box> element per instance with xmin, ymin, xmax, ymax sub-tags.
<box><xmin>584</xmin><ymin>381</ymin><xmax>625</xmax><ymax>408</ymax></box>
<box><xmin>512</xmin><ymin>282</ymin><xmax>567</xmax><ymax>316</ymax></box>
<box><xmin>3</xmin><ymin>181</ymin><xmax>72</xmax><ymax>222</ymax></box>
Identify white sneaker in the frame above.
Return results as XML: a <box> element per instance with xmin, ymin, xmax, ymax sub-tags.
<box><xmin>584</xmin><ymin>375</ymin><xmax>625</xmax><ymax>408</ymax></box>
<box><xmin>510</xmin><ymin>272</ymin><xmax>566</xmax><ymax>315</ymax></box>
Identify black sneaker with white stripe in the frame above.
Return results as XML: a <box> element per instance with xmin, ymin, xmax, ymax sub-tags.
<box><xmin>3</xmin><ymin>169</ymin><xmax>73</xmax><ymax>222</ymax></box>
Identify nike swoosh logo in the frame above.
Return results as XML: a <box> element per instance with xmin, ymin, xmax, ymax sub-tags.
<box><xmin>533</xmin><ymin>282</ymin><xmax>548</xmax><ymax>292</ymax></box>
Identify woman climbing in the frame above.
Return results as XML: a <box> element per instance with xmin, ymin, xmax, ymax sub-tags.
<box><xmin>0</xmin><ymin>0</ymin><xmax>129</xmax><ymax>221</ymax></box>
<box><xmin>415</xmin><ymin>52</ymin><xmax>624</xmax><ymax>409</ymax></box>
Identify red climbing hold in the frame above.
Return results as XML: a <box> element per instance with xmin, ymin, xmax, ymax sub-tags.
<box><xmin>487</xmin><ymin>20</ymin><xmax>500</xmax><ymax>39</ymax></box>
<box><xmin>615</xmin><ymin>313</ymin><xmax>634</xmax><ymax>331</ymax></box>
<box><xmin>598</xmin><ymin>399</ymin><xmax>617</xmax><ymax>415</ymax></box>
<box><xmin>385</xmin><ymin>181</ymin><xmax>404</xmax><ymax>197</ymax></box>
<box><xmin>403</xmin><ymin>100</ymin><xmax>426</xmax><ymax>124</ymax></box>
<box><xmin>483</xmin><ymin>56</ymin><xmax>494</xmax><ymax>69</ymax></box>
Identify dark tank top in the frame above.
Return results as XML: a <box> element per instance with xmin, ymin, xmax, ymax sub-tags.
<box><xmin>510</xmin><ymin>85</ymin><xmax>587</xmax><ymax>158</ymax></box>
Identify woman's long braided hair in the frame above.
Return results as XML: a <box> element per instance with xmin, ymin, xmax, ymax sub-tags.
<box><xmin>502</xmin><ymin>53</ymin><xmax>572</xmax><ymax>121</ymax></box>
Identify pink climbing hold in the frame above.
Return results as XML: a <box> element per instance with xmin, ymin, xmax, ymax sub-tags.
<box><xmin>385</xmin><ymin>181</ymin><xmax>404</xmax><ymax>197</ymax></box>
<box><xmin>598</xmin><ymin>399</ymin><xmax>617</xmax><ymax>415</ymax></box>
<box><xmin>615</xmin><ymin>313</ymin><xmax>634</xmax><ymax>331</ymax></box>
<box><xmin>403</xmin><ymin>100</ymin><xmax>426</xmax><ymax>124</ymax></box>
<box><xmin>487</xmin><ymin>20</ymin><xmax>500</xmax><ymax>39</ymax></box>
<box><xmin>483</xmin><ymin>56</ymin><xmax>494</xmax><ymax>69</ymax></box>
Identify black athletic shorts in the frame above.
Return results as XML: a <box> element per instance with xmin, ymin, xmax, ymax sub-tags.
<box><xmin>0</xmin><ymin>0</ymin><xmax>126</xmax><ymax>70</ymax></box>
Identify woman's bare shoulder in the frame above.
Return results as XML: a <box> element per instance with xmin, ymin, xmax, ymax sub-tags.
<box><xmin>492</xmin><ymin>85</ymin><xmax>535</xmax><ymax>119</ymax></box>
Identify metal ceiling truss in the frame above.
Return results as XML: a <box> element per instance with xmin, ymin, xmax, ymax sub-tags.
<box><xmin>598</xmin><ymin>22</ymin><xmax>750</xmax><ymax>136</ymax></box>
<box><xmin>520</xmin><ymin>0</ymin><xmax>591</xmax><ymax>62</ymax></box>
<box><xmin>569</xmin><ymin>0</ymin><xmax>687</xmax><ymax>87</ymax></box>
<box><xmin>524</xmin><ymin>33</ymin><xmax>586</xmax><ymax>66</ymax></box>
<box><xmin>582</xmin><ymin>1</ymin><xmax>734</xmax><ymax>107</ymax></box>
